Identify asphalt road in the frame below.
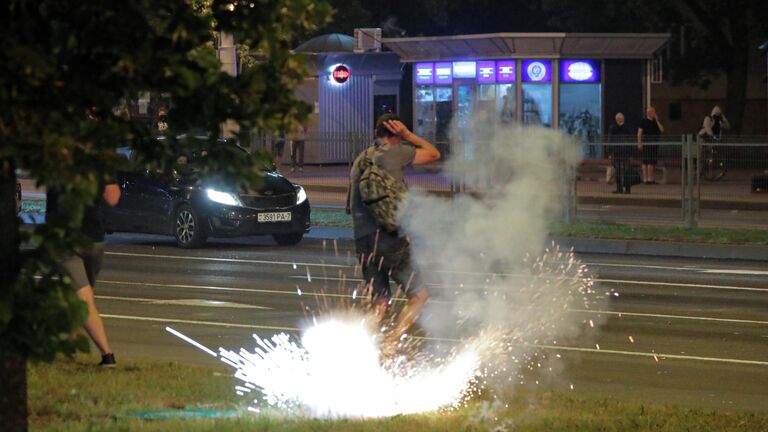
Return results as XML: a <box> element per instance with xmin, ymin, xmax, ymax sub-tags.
<box><xmin>93</xmin><ymin>233</ymin><xmax>768</xmax><ymax>412</ymax></box>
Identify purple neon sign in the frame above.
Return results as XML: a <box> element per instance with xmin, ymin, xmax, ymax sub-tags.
<box><xmin>496</xmin><ymin>60</ymin><xmax>516</xmax><ymax>83</ymax></box>
<box><xmin>434</xmin><ymin>62</ymin><xmax>453</xmax><ymax>84</ymax></box>
<box><xmin>476</xmin><ymin>61</ymin><xmax>496</xmax><ymax>84</ymax></box>
<box><xmin>560</xmin><ymin>60</ymin><xmax>600</xmax><ymax>82</ymax></box>
<box><xmin>521</xmin><ymin>60</ymin><xmax>551</xmax><ymax>83</ymax></box>
<box><xmin>415</xmin><ymin>63</ymin><xmax>434</xmax><ymax>84</ymax></box>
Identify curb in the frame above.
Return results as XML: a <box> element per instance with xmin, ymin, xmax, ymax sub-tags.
<box><xmin>306</xmin><ymin>227</ymin><xmax>768</xmax><ymax>262</ymax></box>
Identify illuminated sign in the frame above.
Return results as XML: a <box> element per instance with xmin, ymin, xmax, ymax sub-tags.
<box><xmin>331</xmin><ymin>64</ymin><xmax>350</xmax><ymax>84</ymax></box>
<box><xmin>452</xmin><ymin>61</ymin><xmax>477</xmax><ymax>78</ymax></box>
<box><xmin>521</xmin><ymin>60</ymin><xmax>551</xmax><ymax>82</ymax></box>
<box><xmin>415</xmin><ymin>63</ymin><xmax>434</xmax><ymax>84</ymax></box>
<box><xmin>497</xmin><ymin>60</ymin><xmax>516</xmax><ymax>83</ymax></box>
<box><xmin>561</xmin><ymin>60</ymin><xmax>600</xmax><ymax>83</ymax></box>
<box><xmin>477</xmin><ymin>61</ymin><xmax>496</xmax><ymax>84</ymax></box>
<box><xmin>434</xmin><ymin>62</ymin><xmax>453</xmax><ymax>84</ymax></box>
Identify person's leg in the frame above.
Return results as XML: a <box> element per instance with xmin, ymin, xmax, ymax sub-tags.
<box><xmin>290</xmin><ymin>141</ymin><xmax>297</xmax><ymax>171</ymax></box>
<box><xmin>76</xmin><ymin>285</ymin><xmax>112</xmax><ymax>356</ymax></box>
<box><xmin>297</xmin><ymin>141</ymin><xmax>305</xmax><ymax>170</ymax></box>
<box><xmin>612</xmin><ymin>161</ymin><xmax>621</xmax><ymax>192</ymax></box>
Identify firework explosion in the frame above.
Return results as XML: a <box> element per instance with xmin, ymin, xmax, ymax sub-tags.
<box><xmin>168</xmin><ymin>244</ymin><xmax>601</xmax><ymax>418</ymax></box>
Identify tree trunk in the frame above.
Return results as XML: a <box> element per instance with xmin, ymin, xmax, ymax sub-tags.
<box><xmin>0</xmin><ymin>158</ymin><xmax>27</xmax><ymax>432</ymax></box>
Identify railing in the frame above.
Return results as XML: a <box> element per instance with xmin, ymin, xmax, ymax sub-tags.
<box><xmin>251</xmin><ymin>133</ymin><xmax>768</xmax><ymax>228</ymax></box>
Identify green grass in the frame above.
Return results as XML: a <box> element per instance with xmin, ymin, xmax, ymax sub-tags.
<box><xmin>311</xmin><ymin>207</ymin><xmax>353</xmax><ymax>228</ymax></box>
<box><xmin>28</xmin><ymin>355</ymin><xmax>768</xmax><ymax>432</ymax></box>
<box><xmin>550</xmin><ymin>221</ymin><xmax>768</xmax><ymax>245</ymax></box>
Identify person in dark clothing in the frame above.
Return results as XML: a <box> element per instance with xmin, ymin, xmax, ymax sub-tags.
<box><xmin>637</xmin><ymin>106</ymin><xmax>664</xmax><ymax>184</ymax></box>
<box><xmin>47</xmin><ymin>181</ymin><xmax>121</xmax><ymax>367</ymax></box>
<box><xmin>607</xmin><ymin>112</ymin><xmax>634</xmax><ymax>194</ymax></box>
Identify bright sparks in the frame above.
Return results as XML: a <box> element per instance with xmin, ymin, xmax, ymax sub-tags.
<box><xmin>216</xmin><ymin>316</ymin><xmax>486</xmax><ymax>418</ymax></box>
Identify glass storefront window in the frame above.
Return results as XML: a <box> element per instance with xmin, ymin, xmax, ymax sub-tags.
<box><xmin>560</xmin><ymin>83</ymin><xmax>601</xmax><ymax>157</ymax></box>
<box><xmin>521</xmin><ymin>84</ymin><xmax>552</xmax><ymax>127</ymax></box>
<box><xmin>434</xmin><ymin>86</ymin><xmax>453</xmax><ymax>143</ymax></box>
<box><xmin>414</xmin><ymin>85</ymin><xmax>435</xmax><ymax>139</ymax></box>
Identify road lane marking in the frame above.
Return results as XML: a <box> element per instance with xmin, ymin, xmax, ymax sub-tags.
<box><xmin>105</xmin><ymin>250</ymin><xmax>768</xmax><ymax>279</ymax></box>
<box><xmin>96</xmin><ymin>295</ymin><xmax>271</xmax><ymax>310</ymax></box>
<box><xmin>105</xmin><ymin>251</ymin><xmax>348</xmax><ymax>269</ymax></box>
<box><xmin>98</xmin><ymin>280</ymin><xmax>768</xmax><ymax>326</ymax></box>
<box><xmin>102</xmin><ymin>314</ymin><xmax>768</xmax><ymax>367</ymax></box>
<box><xmin>569</xmin><ymin>309</ymin><xmax>768</xmax><ymax>326</ymax></box>
<box><xmin>699</xmin><ymin>269</ymin><xmax>768</xmax><ymax>276</ymax></box>
<box><xmin>597</xmin><ymin>278</ymin><xmax>768</xmax><ymax>292</ymax></box>
<box><xmin>286</xmin><ymin>275</ymin><xmax>768</xmax><ymax>293</ymax></box>
<box><xmin>103</xmin><ymin>314</ymin><xmax>299</xmax><ymax>331</ymax></box>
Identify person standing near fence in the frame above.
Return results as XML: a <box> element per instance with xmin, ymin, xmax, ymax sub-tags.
<box><xmin>637</xmin><ymin>106</ymin><xmax>664</xmax><ymax>184</ymax></box>
<box><xmin>271</xmin><ymin>130</ymin><xmax>286</xmax><ymax>172</ymax></box>
<box><xmin>698</xmin><ymin>105</ymin><xmax>730</xmax><ymax>142</ymax></box>
<box><xmin>608</xmin><ymin>112</ymin><xmax>633</xmax><ymax>194</ymax></box>
<box><xmin>290</xmin><ymin>123</ymin><xmax>306</xmax><ymax>173</ymax></box>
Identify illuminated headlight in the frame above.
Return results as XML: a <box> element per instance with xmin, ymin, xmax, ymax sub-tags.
<box><xmin>295</xmin><ymin>186</ymin><xmax>308</xmax><ymax>204</ymax></box>
<box><xmin>206</xmin><ymin>188</ymin><xmax>242</xmax><ymax>206</ymax></box>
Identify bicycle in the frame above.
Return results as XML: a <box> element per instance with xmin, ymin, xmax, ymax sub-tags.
<box><xmin>700</xmin><ymin>142</ymin><xmax>726</xmax><ymax>182</ymax></box>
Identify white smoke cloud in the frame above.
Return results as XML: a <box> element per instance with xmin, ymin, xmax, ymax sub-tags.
<box><xmin>400</xmin><ymin>121</ymin><xmax>600</xmax><ymax>370</ymax></box>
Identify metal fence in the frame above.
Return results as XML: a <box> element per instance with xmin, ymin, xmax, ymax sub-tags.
<box><xmin>265</xmin><ymin>133</ymin><xmax>768</xmax><ymax>229</ymax></box>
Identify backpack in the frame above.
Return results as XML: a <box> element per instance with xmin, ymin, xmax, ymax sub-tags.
<box><xmin>357</xmin><ymin>144</ymin><xmax>408</xmax><ymax>233</ymax></box>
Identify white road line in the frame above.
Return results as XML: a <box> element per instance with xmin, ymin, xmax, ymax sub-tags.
<box><xmin>105</xmin><ymin>250</ymin><xmax>768</xmax><ymax>278</ymax></box>
<box><xmin>102</xmin><ymin>314</ymin><xmax>299</xmax><ymax>332</ymax></box>
<box><xmin>102</xmin><ymin>314</ymin><xmax>768</xmax><ymax>367</ymax></box>
<box><xmin>105</xmin><ymin>251</ymin><xmax>348</xmax><ymax>269</ymax></box>
<box><xmin>532</xmin><ymin>344</ymin><xmax>768</xmax><ymax>367</ymax></box>
<box><xmin>287</xmin><ymin>274</ymin><xmax>768</xmax><ymax>293</ymax></box>
<box><xmin>98</xmin><ymin>280</ymin><xmax>768</xmax><ymax>326</ymax></box>
<box><xmin>96</xmin><ymin>295</ymin><xmax>271</xmax><ymax>310</ymax></box>
<box><xmin>597</xmin><ymin>278</ymin><xmax>768</xmax><ymax>292</ymax></box>
<box><xmin>99</xmin><ymin>280</ymin><xmax>352</xmax><ymax>299</ymax></box>
<box><xmin>570</xmin><ymin>309</ymin><xmax>768</xmax><ymax>326</ymax></box>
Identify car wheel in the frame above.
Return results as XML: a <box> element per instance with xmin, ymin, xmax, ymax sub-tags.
<box><xmin>174</xmin><ymin>204</ymin><xmax>206</xmax><ymax>248</ymax></box>
<box><xmin>273</xmin><ymin>232</ymin><xmax>303</xmax><ymax>246</ymax></box>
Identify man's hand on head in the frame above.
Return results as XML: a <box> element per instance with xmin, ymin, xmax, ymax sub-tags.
<box><xmin>384</xmin><ymin>120</ymin><xmax>412</xmax><ymax>139</ymax></box>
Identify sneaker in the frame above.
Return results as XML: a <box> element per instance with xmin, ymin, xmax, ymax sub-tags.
<box><xmin>99</xmin><ymin>353</ymin><xmax>116</xmax><ymax>368</ymax></box>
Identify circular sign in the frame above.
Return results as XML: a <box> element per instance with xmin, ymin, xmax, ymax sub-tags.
<box><xmin>526</xmin><ymin>61</ymin><xmax>547</xmax><ymax>81</ymax></box>
<box><xmin>567</xmin><ymin>62</ymin><xmax>595</xmax><ymax>81</ymax></box>
<box><xmin>332</xmin><ymin>64</ymin><xmax>350</xmax><ymax>84</ymax></box>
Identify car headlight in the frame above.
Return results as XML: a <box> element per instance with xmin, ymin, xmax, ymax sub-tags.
<box><xmin>206</xmin><ymin>188</ymin><xmax>242</xmax><ymax>206</ymax></box>
<box><xmin>295</xmin><ymin>186</ymin><xmax>308</xmax><ymax>204</ymax></box>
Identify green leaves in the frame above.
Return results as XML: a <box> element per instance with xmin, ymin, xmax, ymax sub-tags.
<box><xmin>0</xmin><ymin>0</ymin><xmax>331</xmax><ymax>360</ymax></box>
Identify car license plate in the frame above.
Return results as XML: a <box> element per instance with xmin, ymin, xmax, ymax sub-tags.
<box><xmin>257</xmin><ymin>212</ymin><xmax>291</xmax><ymax>222</ymax></box>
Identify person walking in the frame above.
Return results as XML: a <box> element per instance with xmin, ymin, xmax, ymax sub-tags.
<box><xmin>347</xmin><ymin>113</ymin><xmax>440</xmax><ymax>350</ymax></box>
<box><xmin>271</xmin><ymin>130</ymin><xmax>286</xmax><ymax>172</ymax></box>
<box><xmin>637</xmin><ymin>106</ymin><xmax>664</xmax><ymax>184</ymax></box>
<box><xmin>290</xmin><ymin>123</ymin><xmax>306</xmax><ymax>173</ymax></box>
<box><xmin>47</xmin><ymin>180</ymin><xmax>121</xmax><ymax>366</ymax></box>
<box><xmin>607</xmin><ymin>112</ymin><xmax>634</xmax><ymax>194</ymax></box>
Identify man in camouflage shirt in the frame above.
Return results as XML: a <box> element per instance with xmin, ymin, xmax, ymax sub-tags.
<box><xmin>347</xmin><ymin>113</ymin><xmax>440</xmax><ymax>347</ymax></box>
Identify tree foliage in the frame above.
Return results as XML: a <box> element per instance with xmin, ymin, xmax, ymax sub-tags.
<box><xmin>0</xmin><ymin>2</ymin><xmax>330</xmax><ymax>427</ymax></box>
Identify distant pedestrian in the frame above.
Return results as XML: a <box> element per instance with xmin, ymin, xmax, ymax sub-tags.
<box><xmin>698</xmin><ymin>105</ymin><xmax>730</xmax><ymax>142</ymax></box>
<box><xmin>608</xmin><ymin>112</ymin><xmax>634</xmax><ymax>194</ymax></box>
<box><xmin>290</xmin><ymin>123</ymin><xmax>306</xmax><ymax>173</ymax></box>
<box><xmin>637</xmin><ymin>106</ymin><xmax>664</xmax><ymax>184</ymax></box>
<box><xmin>47</xmin><ymin>180</ymin><xmax>121</xmax><ymax>367</ymax></box>
<box><xmin>155</xmin><ymin>108</ymin><xmax>168</xmax><ymax>133</ymax></box>
<box><xmin>271</xmin><ymin>130</ymin><xmax>286</xmax><ymax>172</ymax></box>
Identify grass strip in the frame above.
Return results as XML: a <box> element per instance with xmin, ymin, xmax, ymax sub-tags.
<box><xmin>29</xmin><ymin>355</ymin><xmax>768</xmax><ymax>432</ymax></box>
<box><xmin>550</xmin><ymin>221</ymin><xmax>768</xmax><ymax>246</ymax></box>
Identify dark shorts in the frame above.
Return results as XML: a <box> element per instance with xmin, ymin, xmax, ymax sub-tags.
<box><xmin>63</xmin><ymin>242</ymin><xmax>105</xmax><ymax>290</ymax></box>
<box><xmin>355</xmin><ymin>231</ymin><xmax>423</xmax><ymax>300</ymax></box>
<box><xmin>641</xmin><ymin>144</ymin><xmax>658</xmax><ymax>165</ymax></box>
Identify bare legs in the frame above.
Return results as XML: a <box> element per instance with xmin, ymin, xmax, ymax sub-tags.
<box><xmin>76</xmin><ymin>285</ymin><xmax>112</xmax><ymax>356</ymax></box>
<box><xmin>642</xmin><ymin>164</ymin><xmax>655</xmax><ymax>183</ymax></box>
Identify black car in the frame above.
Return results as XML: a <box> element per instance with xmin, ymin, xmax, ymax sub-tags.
<box><xmin>104</xmin><ymin>146</ymin><xmax>310</xmax><ymax>248</ymax></box>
